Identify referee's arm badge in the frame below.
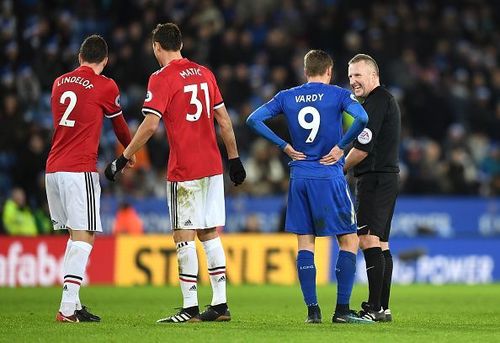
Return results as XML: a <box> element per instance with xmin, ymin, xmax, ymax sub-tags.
<box><xmin>357</xmin><ymin>128</ymin><xmax>372</xmax><ymax>144</ymax></box>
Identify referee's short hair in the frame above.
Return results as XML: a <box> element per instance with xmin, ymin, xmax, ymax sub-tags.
<box><xmin>348</xmin><ymin>54</ymin><xmax>379</xmax><ymax>76</ymax></box>
<box><xmin>79</xmin><ymin>35</ymin><xmax>108</xmax><ymax>63</ymax></box>
<box><xmin>304</xmin><ymin>50</ymin><xmax>333</xmax><ymax>77</ymax></box>
<box><xmin>152</xmin><ymin>23</ymin><xmax>182</xmax><ymax>51</ymax></box>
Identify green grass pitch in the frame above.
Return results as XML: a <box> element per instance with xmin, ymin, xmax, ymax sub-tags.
<box><xmin>1</xmin><ymin>284</ymin><xmax>499</xmax><ymax>342</ymax></box>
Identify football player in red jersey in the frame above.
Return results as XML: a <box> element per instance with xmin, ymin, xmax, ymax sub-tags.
<box><xmin>106</xmin><ymin>23</ymin><xmax>246</xmax><ymax>323</ymax></box>
<box><xmin>46</xmin><ymin>35</ymin><xmax>134</xmax><ymax>323</ymax></box>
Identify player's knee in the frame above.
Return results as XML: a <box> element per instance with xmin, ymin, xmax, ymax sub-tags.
<box><xmin>69</xmin><ymin>229</ymin><xmax>95</xmax><ymax>245</ymax></box>
<box><xmin>296</xmin><ymin>234</ymin><xmax>315</xmax><ymax>252</ymax></box>
<box><xmin>197</xmin><ymin>227</ymin><xmax>218</xmax><ymax>242</ymax></box>
<box><xmin>173</xmin><ymin>229</ymin><xmax>196</xmax><ymax>243</ymax></box>
<box><xmin>337</xmin><ymin>233</ymin><xmax>359</xmax><ymax>253</ymax></box>
<box><xmin>359</xmin><ymin>234</ymin><xmax>380</xmax><ymax>250</ymax></box>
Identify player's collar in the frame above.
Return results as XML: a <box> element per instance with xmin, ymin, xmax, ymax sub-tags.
<box><xmin>170</xmin><ymin>57</ymin><xmax>188</xmax><ymax>65</ymax></box>
<box><xmin>77</xmin><ymin>65</ymin><xmax>95</xmax><ymax>74</ymax></box>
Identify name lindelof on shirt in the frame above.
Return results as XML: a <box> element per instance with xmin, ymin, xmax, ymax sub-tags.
<box><xmin>57</xmin><ymin>76</ymin><xmax>94</xmax><ymax>89</ymax></box>
<box><xmin>180</xmin><ymin>68</ymin><xmax>201</xmax><ymax>79</ymax></box>
<box><xmin>295</xmin><ymin>93</ymin><xmax>324</xmax><ymax>103</ymax></box>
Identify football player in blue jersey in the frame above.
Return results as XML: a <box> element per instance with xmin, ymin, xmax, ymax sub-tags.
<box><xmin>247</xmin><ymin>50</ymin><xmax>373</xmax><ymax>324</ymax></box>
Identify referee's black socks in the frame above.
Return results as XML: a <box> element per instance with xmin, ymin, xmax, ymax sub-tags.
<box><xmin>363</xmin><ymin>247</ymin><xmax>385</xmax><ymax>311</ymax></box>
<box><xmin>381</xmin><ymin>249</ymin><xmax>393</xmax><ymax>310</ymax></box>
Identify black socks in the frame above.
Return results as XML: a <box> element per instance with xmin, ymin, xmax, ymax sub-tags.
<box><xmin>381</xmin><ymin>249</ymin><xmax>393</xmax><ymax>310</ymax></box>
<box><xmin>363</xmin><ymin>247</ymin><xmax>385</xmax><ymax>311</ymax></box>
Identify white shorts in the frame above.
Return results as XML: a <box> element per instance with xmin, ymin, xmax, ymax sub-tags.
<box><xmin>45</xmin><ymin>172</ymin><xmax>102</xmax><ymax>232</ymax></box>
<box><xmin>167</xmin><ymin>174</ymin><xmax>225</xmax><ymax>230</ymax></box>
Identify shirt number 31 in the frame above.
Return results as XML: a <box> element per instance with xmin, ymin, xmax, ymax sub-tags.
<box><xmin>184</xmin><ymin>82</ymin><xmax>210</xmax><ymax>122</ymax></box>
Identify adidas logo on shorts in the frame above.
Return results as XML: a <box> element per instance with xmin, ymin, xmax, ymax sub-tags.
<box><xmin>184</xmin><ymin>219</ymin><xmax>193</xmax><ymax>226</ymax></box>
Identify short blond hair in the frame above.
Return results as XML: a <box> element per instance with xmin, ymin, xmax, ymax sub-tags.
<box><xmin>348</xmin><ymin>54</ymin><xmax>379</xmax><ymax>76</ymax></box>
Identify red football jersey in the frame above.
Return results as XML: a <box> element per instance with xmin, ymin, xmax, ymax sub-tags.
<box><xmin>46</xmin><ymin>66</ymin><xmax>122</xmax><ymax>173</ymax></box>
<box><xmin>142</xmin><ymin>58</ymin><xmax>224</xmax><ymax>181</ymax></box>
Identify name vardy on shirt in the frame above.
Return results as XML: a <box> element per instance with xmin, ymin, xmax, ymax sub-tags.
<box><xmin>57</xmin><ymin>76</ymin><xmax>94</xmax><ymax>89</ymax></box>
<box><xmin>295</xmin><ymin>93</ymin><xmax>324</xmax><ymax>103</ymax></box>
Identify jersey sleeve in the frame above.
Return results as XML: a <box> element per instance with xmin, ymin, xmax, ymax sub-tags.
<box><xmin>210</xmin><ymin>71</ymin><xmax>224</xmax><ymax>110</ymax></box>
<box><xmin>263</xmin><ymin>91</ymin><xmax>284</xmax><ymax>116</ymax></box>
<box><xmin>353</xmin><ymin>94</ymin><xmax>387</xmax><ymax>153</ymax></box>
<box><xmin>142</xmin><ymin>73</ymin><xmax>169</xmax><ymax>118</ymax></box>
<box><xmin>102</xmin><ymin>79</ymin><xmax>123</xmax><ymax>118</ymax></box>
<box><xmin>339</xmin><ymin>87</ymin><xmax>359</xmax><ymax>112</ymax></box>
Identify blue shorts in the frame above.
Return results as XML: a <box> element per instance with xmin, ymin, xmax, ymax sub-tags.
<box><xmin>285</xmin><ymin>176</ymin><xmax>357</xmax><ymax>237</ymax></box>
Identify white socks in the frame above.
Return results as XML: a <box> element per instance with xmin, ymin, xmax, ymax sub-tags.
<box><xmin>176</xmin><ymin>241</ymin><xmax>199</xmax><ymax>308</ymax></box>
<box><xmin>60</xmin><ymin>240</ymin><xmax>92</xmax><ymax>316</ymax></box>
<box><xmin>202</xmin><ymin>237</ymin><xmax>227</xmax><ymax>306</ymax></box>
<box><xmin>62</xmin><ymin>239</ymin><xmax>82</xmax><ymax>311</ymax></box>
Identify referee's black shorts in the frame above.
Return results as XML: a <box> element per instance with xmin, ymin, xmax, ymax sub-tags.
<box><xmin>356</xmin><ymin>173</ymin><xmax>399</xmax><ymax>242</ymax></box>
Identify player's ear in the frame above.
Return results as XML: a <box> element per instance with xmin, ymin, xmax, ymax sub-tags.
<box><xmin>78</xmin><ymin>53</ymin><xmax>83</xmax><ymax>65</ymax></box>
<box><xmin>324</xmin><ymin>66</ymin><xmax>332</xmax><ymax>83</ymax></box>
<box><xmin>180</xmin><ymin>41</ymin><xmax>183</xmax><ymax>51</ymax></box>
<box><xmin>103</xmin><ymin>56</ymin><xmax>108</xmax><ymax>68</ymax></box>
<box><xmin>153</xmin><ymin>41</ymin><xmax>161</xmax><ymax>53</ymax></box>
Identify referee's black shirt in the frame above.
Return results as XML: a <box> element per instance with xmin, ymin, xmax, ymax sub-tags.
<box><xmin>352</xmin><ymin>86</ymin><xmax>401</xmax><ymax>177</ymax></box>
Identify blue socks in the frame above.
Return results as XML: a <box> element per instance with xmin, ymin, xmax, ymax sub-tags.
<box><xmin>335</xmin><ymin>250</ymin><xmax>357</xmax><ymax>312</ymax></box>
<box><xmin>297</xmin><ymin>250</ymin><xmax>317</xmax><ymax>306</ymax></box>
<box><xmin>297</xmin><ymin>249</ymin><xmax>357</xmax><ymax>313</ymax></box>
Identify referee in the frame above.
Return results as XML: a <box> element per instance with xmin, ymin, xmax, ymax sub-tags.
<box><xmin>344</xmin><ymin>54</ymin><xmax>401</xmax><ymax>322</ymax></box>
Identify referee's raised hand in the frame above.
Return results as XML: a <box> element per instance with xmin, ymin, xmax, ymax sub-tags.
<box><xmin>320</xmin><ymin>145</ymin><xmax>344</xmax><ymax>165</ymax></box>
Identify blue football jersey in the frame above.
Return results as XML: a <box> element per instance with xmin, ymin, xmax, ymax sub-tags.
<box><xmin>264</xmin><ymin>82</ymin><xmax>358</xmax><ymax>178</ymax></box>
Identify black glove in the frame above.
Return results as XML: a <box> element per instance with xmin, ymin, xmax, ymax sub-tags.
<box><xmin>104</xmin><ymin>154</ymin><xmax>129</xmax><ymax>181</ymax></box>
<box><xmin>228</xmin><ymin>157</ymin><xmax>246</xmax><ymax>186</ymax></box>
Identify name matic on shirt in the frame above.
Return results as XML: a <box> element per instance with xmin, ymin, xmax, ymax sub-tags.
<box><xmin>180</xmin><ymin>68</ymin><xmax>202</xmax><ymax>79</ymax></box>
<box><xmin>295</xmin><ymin>93</ymin><xmax>324</xmax><ymax>103</ymax></box>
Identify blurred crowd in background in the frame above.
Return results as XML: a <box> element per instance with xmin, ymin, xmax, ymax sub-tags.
<box><xmin>1</xmin><ymin>0</ymin><xmax>499</xmax><ymax>235</ymax></box>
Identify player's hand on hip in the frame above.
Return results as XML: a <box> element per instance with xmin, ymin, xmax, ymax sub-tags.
<box><xmin>320</xmin><ymin>145</ymin><xmax>344</xmax><ymax>165</ymax></box>
<box><xmin>104</xmin><ymin>154</ymin><xmax>129</xmax><ymax>181</ymax></box>
<box><xmin>228</xmin><ymin>157</ymin><xmax>246</xmax><ymax>186</ymax></box>
<box><xmin>284</xmin><ymin>144</ymin><xmax>306</xmax><ymax>161</ymax></box>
